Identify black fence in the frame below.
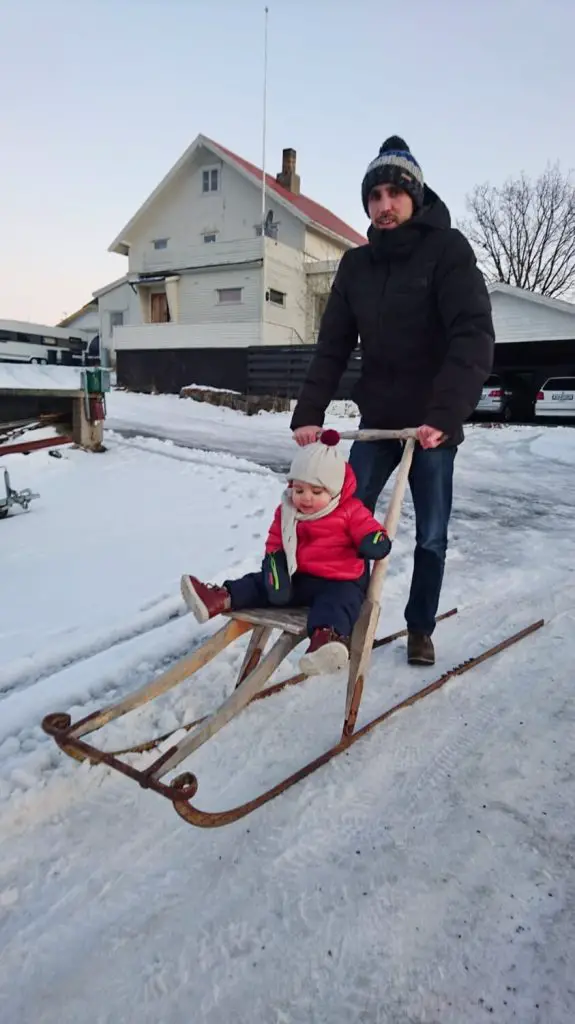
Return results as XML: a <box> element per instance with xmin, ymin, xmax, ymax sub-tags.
<box><xmin>117</xmin><ymin>347</ymin><xmax>249</xmax><ymax>395</ymax></box>
<box><xmin>117</xmin><ymin>344</ymin><xmax>356</xmax><ymax>398</ymax></box>
<box><xmin>246</xmin><ymin>346</ymin><xmax>360</xmax><ymax>398</ymax></box>
<box><xmin>116</xmin><ymin>339</ymin><xmax>575</xmax><ymax>410</ymax></box>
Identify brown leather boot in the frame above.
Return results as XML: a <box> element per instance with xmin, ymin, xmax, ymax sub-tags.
<box><xmin>299</xmin><ymin>627</ymin><xmax>350</xmax><ymax>677</ymax></box>
<box><xmin>180</xmin><ymin>575</ymin><xmax>231</xmax><ymax>623</ymax></box>
<box><xmin>407</xmin><ymin>631</ymin><xmax>435</xmax><ymax>666</ymax></box>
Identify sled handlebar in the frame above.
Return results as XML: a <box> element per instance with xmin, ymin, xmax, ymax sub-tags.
<box><xmin>323</xmin><ymin>427</ymin><xmax>419</xmax><ymax>442</ymax></box>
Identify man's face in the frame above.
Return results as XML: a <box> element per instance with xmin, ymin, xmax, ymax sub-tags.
<box><xmin>368</xmin><ymin>183</ymin><xmax>414</xmax><ymax>229</ymax></box>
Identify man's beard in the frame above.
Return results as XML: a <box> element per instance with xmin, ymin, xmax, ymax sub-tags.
<box><xmin>375</xmin><ymin>215</ymin><xmax>399</xmax><ymax>229</ymax></box>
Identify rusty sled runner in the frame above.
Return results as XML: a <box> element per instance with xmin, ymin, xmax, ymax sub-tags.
<box><xmin>42</xmin><ymin>429</ymin><xmax>544</xmax><ymax>828</ymax></box>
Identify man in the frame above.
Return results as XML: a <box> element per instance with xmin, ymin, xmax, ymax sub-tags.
<box><xmin>290</xmin><ymin>136</ymin><xmax>495</xmax><ymax>666</ymax></box>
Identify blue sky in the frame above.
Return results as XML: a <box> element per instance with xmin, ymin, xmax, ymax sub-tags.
<box><xmin>1</xmin><ymin>0</ymin><xmax>574</xmax><ymax>324</ymax></box>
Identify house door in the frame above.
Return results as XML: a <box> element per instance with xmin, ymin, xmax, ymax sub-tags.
<box><xmin>151</xmin><ymin>292</ymin><xmax>170</xmax><ymax>323</ymax></box>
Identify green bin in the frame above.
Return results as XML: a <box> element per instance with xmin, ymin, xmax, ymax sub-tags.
<box><xmin>84</xmin><ymin>368</ymin><xmax>111</xmax><ymax>394</ymax></box>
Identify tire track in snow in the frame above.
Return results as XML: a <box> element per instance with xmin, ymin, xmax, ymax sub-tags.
<box><xmin>0</xmin><ymin>593</ymin><xmax>186</xmax><ymax>698</ymax></box>
<box><xmin>374</xmin><ymin>598</ymin><xmax>550</xmax><ymax>839</ymax></box>
<box><xmin>108</xmin><ymin>432</ymin><xmax>282</xmax><ymax>477</ymax></box>
<box><xmin>0</xmin><ymin>786</ymin><xmax>192</xmax><ymax>985</ymax></box>
<box><xmin>0</xmin><ymin>610</ymin><xmax>234</xmax><ymax>773</ymax></box>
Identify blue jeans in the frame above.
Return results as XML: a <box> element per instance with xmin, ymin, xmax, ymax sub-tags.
<box><xmin>349</xmin><ymin>437</ymin><xmax>456</xmax><ymax>635</ymax></box>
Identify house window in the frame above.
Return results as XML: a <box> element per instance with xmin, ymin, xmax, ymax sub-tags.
<box><xmin>110</xmin><ymin>311</ymin><xmax>124</xmax><ymax>333</ymax></box>
<box><xmin>202</xmin><ymin>168</ymin><xmax>219</xmax><ymax>193</ymax></box>
<box><xmin>217</xmin><ymin>287</ymin><xmax>242</xmax><ymax>304</ymax></box>
<box><xmin>268</xmin><ymin>288</ymin><xmax>286</xmax><ymax>307</ymax></box>
<box><xmin>153</xmin><ymin>238</ymin><xmax>168</xmax><ymax>250</ymax></box>
<box><xmin>314</xmin><ymin>293</ymin><xmax>329</xmax><ymax>330</ymax></box>
<box><xmin>203</xmin><ymin>232</ymin><xmax>217</xmax><ymax>244</ymax></box>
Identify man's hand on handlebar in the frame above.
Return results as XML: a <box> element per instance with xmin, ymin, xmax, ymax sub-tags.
<box><xmin>292</xmin><ymin>426</ymin><xmax>322</xmax><ymax>446</ymax></box>
<box><xmin>416</xmin><ymin>425</ymin><xmax>445</xmax><ymax>449</ymax></box>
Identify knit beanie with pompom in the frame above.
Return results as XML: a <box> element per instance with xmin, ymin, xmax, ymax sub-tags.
<box><xmin>288</xmin><ymin>429</ymin><xmax>345</xmax><ymax>496</ymax></box>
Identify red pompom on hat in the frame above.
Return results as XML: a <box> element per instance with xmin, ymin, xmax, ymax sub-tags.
<box><xmin>319</xmin><ymin>429</ymin><xmax>340</xmax><ymax>446</ymax></box>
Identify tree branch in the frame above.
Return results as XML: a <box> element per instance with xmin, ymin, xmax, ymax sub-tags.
<box><xmin>459</xmin><ymin>162</ymin><xmax>575</xmax><ymax>299</ymax></box>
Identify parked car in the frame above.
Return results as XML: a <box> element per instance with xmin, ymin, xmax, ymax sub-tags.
<box><xmin>534</xmin><ymin>377</ymin><xmax>575</xmax><ymax>420</ymax></box>
<box><xmin>474</xmin><ymin>374</ymin><xmax>512</xmax><ymax>421</ymax></box>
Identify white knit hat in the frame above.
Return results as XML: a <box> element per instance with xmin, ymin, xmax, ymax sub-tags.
<box><xmin>288</xmin><ymin>430</ymin><xmax>346</xmax><ymax>496</ymax></box>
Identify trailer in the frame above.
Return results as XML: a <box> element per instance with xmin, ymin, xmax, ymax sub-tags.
<box><xmin>0</xmin><ymin>466</ymin><xmax>39</xmax><ymax>519</ymax></box>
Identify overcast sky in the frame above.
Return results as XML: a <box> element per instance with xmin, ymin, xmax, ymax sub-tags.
<box><xmin>1</xmin><ymin>0</ymin><xmax>574</xmax><ymax>324</ymax></box>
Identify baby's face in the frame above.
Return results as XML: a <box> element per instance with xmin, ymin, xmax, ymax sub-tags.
<box><xmin>291</xmin><ymin>480</ymin><xmax>332</xmax><ymax>514</ymax></box>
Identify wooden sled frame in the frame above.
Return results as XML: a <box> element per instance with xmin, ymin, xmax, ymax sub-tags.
<box><xmin>42</xmin><ymin>429</ymin><xmax>419</xmax><ymax>819</ymax></box>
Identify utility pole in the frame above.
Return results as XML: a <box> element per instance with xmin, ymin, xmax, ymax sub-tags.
<box><xmin>260</xmin><ymin>6</ymin><xmax>269</xmax><ymax>346</ymax></box>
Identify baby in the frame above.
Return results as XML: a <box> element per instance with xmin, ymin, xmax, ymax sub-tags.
<box><xmin>181</xmin><ymin>430</ymin><xmax>391</xmax><ymax>677</ymax></box>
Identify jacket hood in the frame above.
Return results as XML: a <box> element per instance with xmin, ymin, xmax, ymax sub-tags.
<box><xmin>411</xmin><ymin>186</ymin><xmax>452</xmax><ymax>232</ymax></box>
<box><xmin>413</xmin><ymin>184</ymin><xmax>451</xmax><ymax>230</ymax></box>
<box><xmin>340</xmin><ymin>462</ymin><xmax>359</xmax><ymax>503</ymax></box>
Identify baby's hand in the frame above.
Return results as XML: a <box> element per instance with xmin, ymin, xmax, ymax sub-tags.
<box><xmin>262</xmin><ymin>551</ymin><xmax>292</xmax><ymax>605</ymax></box>
<box><xmin>358</xmin><ymin>530</ymin><xmax>392</xmax><ymax>561</ymax></box>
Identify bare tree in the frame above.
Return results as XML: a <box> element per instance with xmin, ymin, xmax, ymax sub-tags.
<box><xmin>460</xmin><ymin>163</ymin><xmax>575</xmax><ymax>299</ymax></box>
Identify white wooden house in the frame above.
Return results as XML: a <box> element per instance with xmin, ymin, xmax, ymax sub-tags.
<box><xmin>92</xmin><ymin>276</ymin><xmax>140</xmax><ymax>365</ymax></box>
<box><xmin>106</xmin><ymin>135</ymin><xmax>364</xmax><ymax>379</ymax></box>
<box><xmin>58</xmin><ymin>300</ymin><xmax>100</xmax><ymax>337</ymax></box>
<box><xmin>488</xmin><ymin>282</ymin><xmax>575</xmax><ymax>343</ymax></box>
<box><xmin>100</xmin><ymin>137</ymin><xmax>575</xmax><ymax>394</ymax></box>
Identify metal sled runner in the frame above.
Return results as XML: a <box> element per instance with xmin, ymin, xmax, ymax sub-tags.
<box><xmin>42</xmin><ymin>429</ymin><xmax>544</xmax><ymax>827</ymax></box>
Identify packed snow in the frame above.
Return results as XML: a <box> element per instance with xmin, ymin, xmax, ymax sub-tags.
<box><xmin>107</xmin><ymin>388</ymin><xmax>362</xmax><ymax>469</ymax></box>
<box><xmin>0</xmin><ymin>390</ymin><xmax>574</xmax><ymax>1023</ymax></box>
<box><xmin>0</xmin><ymin>363</ymin><xmax>86</xmax><ymax>392</ymax></box>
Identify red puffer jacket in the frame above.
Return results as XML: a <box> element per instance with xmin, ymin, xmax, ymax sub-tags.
<box><xmin>265</xmin><ymin>463</ymin><xmax>386</xmax><ymax>580</ymax></box>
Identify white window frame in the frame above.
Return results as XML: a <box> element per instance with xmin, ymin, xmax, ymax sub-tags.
<box><xmin>267</xmin><ymin>288</ymin><xmax>286</xmax><ymax>308</ymax></box>
<box><xmin>109</xmin><ymin>310</ymin><xmax>124</xmax><ymax>331</ymax></box>
<box><xmin>217</xmin><ymin>287</ymin><xmax>243</xmax><ymax>305</ymax></box>
<box><xmin>202</xmin><ymin>166</ymin><xmax>220</xmax><ymax>194</ymax></box>
<box><xmin>152</xmin><ymin>238</ymin><xmax>169</xmax><ymax>250</ymax></box>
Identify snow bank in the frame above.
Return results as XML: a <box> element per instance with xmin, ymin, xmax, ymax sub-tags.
<box><xmin>0</xmin><ymin>364</ymin><xmax>86</xmax><ymax>391</ymax></box>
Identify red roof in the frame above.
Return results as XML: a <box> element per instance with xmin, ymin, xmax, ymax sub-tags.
<box><xmin>208</xmin><ymin>138</ymin><xmax>366</xmax><ymax>248</ymax></box>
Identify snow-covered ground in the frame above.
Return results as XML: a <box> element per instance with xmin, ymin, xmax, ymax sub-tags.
<box><xmin>0</xmin><ymin>391</ymin><xmax>574</xmax><ymax>1023</ymax></box>
<box><xmin>106</xmin><ymin>388</ymin><xmax>361</xmax><ymax>469</ymax></box>
<box><xmin>0</xmin><ymin>363</ymin><xmax>86</xmax><ymax>392</ymax></box>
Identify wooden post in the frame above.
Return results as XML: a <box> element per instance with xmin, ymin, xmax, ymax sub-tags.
<box><xmin>72</xmin><ymin>395</ymin><xmax>104</xmax><ymax>451</ymax></box>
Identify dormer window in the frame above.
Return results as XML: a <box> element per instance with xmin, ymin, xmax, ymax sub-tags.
<box><xmin>202</xmin><ymin>167</ymin><xmax>220</xmax><ymax>193</ymax></box>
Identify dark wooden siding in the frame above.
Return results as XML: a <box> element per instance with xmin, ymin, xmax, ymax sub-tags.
<box><xmin>116</xmin><ymin>339</ymin><xmax>575</xmax><ymax>409</ymax></box>
<box><xmin>117</xmin><ymin>348</ymin><xmax>249</xmax><ymax>395</ymax></box>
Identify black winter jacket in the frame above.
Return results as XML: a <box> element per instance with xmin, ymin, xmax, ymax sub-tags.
<box><xmin>290</xmin><ymin>186</ymin><xmax>495</xmax><ymax>445</ymax></box>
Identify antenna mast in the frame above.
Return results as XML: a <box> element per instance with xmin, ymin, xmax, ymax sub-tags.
<box><xmin>260</xmin><ymin>6</ymin><xmax>269</xmax><ymax>343</ymax></box>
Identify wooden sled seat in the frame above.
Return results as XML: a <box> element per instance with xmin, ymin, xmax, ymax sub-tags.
<box><xmin>226</xmin><ymin>607</ymin><xmax>308</xmax><ymax>636</ymax></box>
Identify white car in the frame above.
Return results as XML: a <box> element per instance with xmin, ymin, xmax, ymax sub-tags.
<box><xmin>535</xmin><ymin>377</ymin><xmax>575</xmax><ymax>420</ymax></box>
<box><xmin>474</xmin><ymin>374</ymin><xmax>512</xmax><ymax>420</ymax></box>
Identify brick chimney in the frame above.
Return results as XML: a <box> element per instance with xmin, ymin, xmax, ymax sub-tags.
<box><xmin>276</xmin><ymin>147</ymin><xmax>300</xmax><ymax>195</ymax></box>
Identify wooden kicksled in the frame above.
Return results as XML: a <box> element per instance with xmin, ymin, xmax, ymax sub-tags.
<box><xmin>42</xmin><ymin>429</ymin><xmax>544</xmax><ymax>827</ymax></box>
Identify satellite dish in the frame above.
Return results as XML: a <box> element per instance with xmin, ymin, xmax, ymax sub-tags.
<box><xmin>264</xmin><ymin>209</ymin><xmax>276</xmax><ymax>238</ymax></box>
